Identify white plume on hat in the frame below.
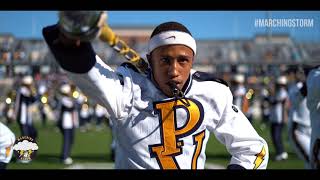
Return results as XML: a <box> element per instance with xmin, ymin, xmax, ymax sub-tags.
<box><xmin>22</xmin><ymin>75</ymin><xmax>33</xmax><ymax>85</ymax></box>
<box><xmin>234</xmin><ymin>74</ymin><xmax>245</xmax><ymax>83</ymax></box>
<box><xmin>277</xmin><ymin>76</ymin><xmax>287</xmax><ymax>85</ymax></box>
<box><xmin>60</xmin><ymin>84</ymin><xmax>71</xmax><ymax>94</ymax></box>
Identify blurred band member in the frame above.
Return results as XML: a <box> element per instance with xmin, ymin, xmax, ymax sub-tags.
<box><xmin>269</xmin><ymin>76</ymin><xmax>289</xmax><ymax>161</ymax></box>
<box><xmin>4</xmin><ymin>90</ymin><xmax>15</xmax><ymax>125</ymax></box>
<box><xmin>57</xmin><ymin>83</ymin><xmax>75</xmax><ymax>165</ymax></box>
<box><xmin>77</xmin><ymin>93</ymin><xmax>90</xmax><ymax>132</ymax></box>
<box><xmin>233</xmin><ymin>74</ymin><xmax>246</xmax><ymax>112</ymax></box>
<box><xmin>260</xmin><ymin>84</ymin><xmax>271</xmax><ymax>125</ymax></box>
<box><xmin>14</xmin><ymin>75</ymin><xmax>38</xmax><ymax>140</ymax></box>
<box><xmin>306</xmin><ymin>65</ymin><xmax>320</xmax><ymax>169</ymax></box>
<box><xmin>288</xmin><ymin>68</ymin><xmax>311</xmax><ymax>168</ymax></box>
<box><xmin>94</xmin><ymin>104</ymin><xmax>107</xmax><ymax>131</ymax></box>
<box><xmin>38</xmin><ymin>82</ymin><xmax>48</xmax><ymax>127</ymax></box>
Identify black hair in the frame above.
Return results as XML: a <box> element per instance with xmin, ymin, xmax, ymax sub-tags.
<box><xmin>150</xmin><ymin>21</ymin><xmax>192</xmax><ymax>38</ymax></box>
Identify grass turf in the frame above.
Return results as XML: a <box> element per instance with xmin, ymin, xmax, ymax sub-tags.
<box><xmin>3</xmin><ymin>118</ymin><xmax>304</xmax><ymax>169</ymax></box>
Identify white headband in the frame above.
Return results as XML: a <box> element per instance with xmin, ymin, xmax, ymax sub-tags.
<box><xmin>148</xmin><ymin>31</ymin><xmax>197</xmax><ymax>55</ymax></box>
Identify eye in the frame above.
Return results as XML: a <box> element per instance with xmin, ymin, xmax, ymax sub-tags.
<box><xmin>160</xmin><ymin>57</ymin><xmax>170</xmax><ymax>64</ymax></box>
<box><xmin>178</xmin><ymin>57</ymin><xmax>190</xmax><ymax>64</ymax></box>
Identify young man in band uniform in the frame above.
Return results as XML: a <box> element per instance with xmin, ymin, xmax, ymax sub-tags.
<box><xmin>43</xmin><ymin>20</ymin><xmax>268</xmax><ymax>169</ymax></box>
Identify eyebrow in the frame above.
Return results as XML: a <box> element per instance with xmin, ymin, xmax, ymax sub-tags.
<box><xmin>159</xmin><ymin>54</ymin><xmax>192</xmax><ymax>59</ymax></box>
<box><xmin>178</xmin><ymin>55</ymin><xmax>192</xmax><ymax>59</ymax></box>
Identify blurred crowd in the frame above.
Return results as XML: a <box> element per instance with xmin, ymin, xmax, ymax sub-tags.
<box><xmin>229</xmin><ymin>65</ymin><xmax>314</xmax><ymax>168</ymax></box>
<box><xmin>1</xmin><ymin>33</ymin><xmax>320</xmax><ymax>78</ymax></box>
<box><xmin>0</xmin><ymin>72</ymin><xmax>114</xmax><ymax>166</ymax></box>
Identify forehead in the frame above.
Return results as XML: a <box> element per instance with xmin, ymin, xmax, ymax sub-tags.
<box><xmin>151</xmin><ymin>44</ymin><xmax>194</xmax><ymax>56</ymax></box>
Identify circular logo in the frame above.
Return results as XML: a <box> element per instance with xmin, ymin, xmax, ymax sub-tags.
<box><xmin>13</xmin><ymin>136</ymin><xmax>38</xmax><ymax>163</ymax></box>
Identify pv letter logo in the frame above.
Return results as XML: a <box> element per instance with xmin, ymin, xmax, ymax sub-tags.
<box><xmin>149</xmin><ymin>98</ymin><xmax>205</xmax><ymax>169</ymax></box>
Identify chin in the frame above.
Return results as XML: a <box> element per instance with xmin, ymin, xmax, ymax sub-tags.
<box><xmin>161</xmin><ymin>88</ymin><xmax>174</xmax><ymax>97</ymax></box>
<box><xmin>165</xmin><ymin>90</ymin><xmax>174</xmax><ymax>97</ymax></box>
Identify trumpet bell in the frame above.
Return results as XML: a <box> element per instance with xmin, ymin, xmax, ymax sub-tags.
<box><xmin>58</xmin><ymin>11</ymin><xmax>105</xmax><ymax>41</ymax></box>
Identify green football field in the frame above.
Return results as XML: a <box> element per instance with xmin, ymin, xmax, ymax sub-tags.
<box><xmin>3</xmin><ymin>118</ymin><xmax>304</xmax><ymax>169</ymax></box>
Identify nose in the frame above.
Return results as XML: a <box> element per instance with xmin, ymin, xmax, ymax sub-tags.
<box><xmin>168</xmin><ymin>60</ymin><xmax>179</xmax><ymax>78</ymax></box>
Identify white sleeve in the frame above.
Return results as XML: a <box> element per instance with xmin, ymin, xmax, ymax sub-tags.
<box><xmin>42</xmin><ymin>25</ymin><xmax>134</xmax><ymax>120</ymax></box>
<box><xmin>277</xmin><ymin>89</ymin><xmax>288</xmax><ymax>102</ymax></box>
<box><xmin>66</xmin><ymin>55</ymin><xmax>134</xmax><ymax>120</ymax></box>
<box><xmin>288</xmin><ymin>87</ymin><xmax>299</xmax><ymax>122</ymax></box>
<box><xmin>0</xmin><ymin>122</ymin><xmax>15</xmax><ymax>164</ymax></box>
<box><xmin>20</xmin><ymin>87</ymin><xmax>31</xmax><ymax>97</ymax></box>
<box><xmin>212</xmin><ymin>87</ymin><xmax>269</xmax><ymax>169</ymax></box>
<box><xmin>61</xmin><ymin>97</ymin><xmax>74</xmax><ymax>108</ymax></box>
<box><xmin>234</xmin><ymin>86</ymin><xmax>246</xmax><ymax>97</ymax></box>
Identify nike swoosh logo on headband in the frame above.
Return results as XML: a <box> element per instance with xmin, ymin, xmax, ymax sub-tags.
<box><xmin>164</xmin><ymin>36</ymin><xmax>176</xmax><ymax>40</ymax></box>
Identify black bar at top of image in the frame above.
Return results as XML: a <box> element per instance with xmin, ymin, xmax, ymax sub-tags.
<box><xmin>0</xmin><ymin>0</ymin><xmax>319</xmax><ymax>10</ymax></box>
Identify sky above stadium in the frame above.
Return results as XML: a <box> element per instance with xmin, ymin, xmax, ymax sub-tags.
<box><xmin>0</xmin><ymin>11</ymin><xmax>319</xmax><ymax>42</ymax></box>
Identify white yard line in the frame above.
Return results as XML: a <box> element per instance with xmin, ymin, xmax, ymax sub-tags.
<box><xmin>65</xmin><ymin>162</ymin><xmax>225</xmax><ymax>169</ymax></box>
<box><xmin>65</xmin><ymin>162</ymin><xmax>114</xmax><ymax>169</ymax></box>
<box><xmin>205</xmin><ymin>163</ymin><xmax>225</xmax><ymax>169</ymax></box>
